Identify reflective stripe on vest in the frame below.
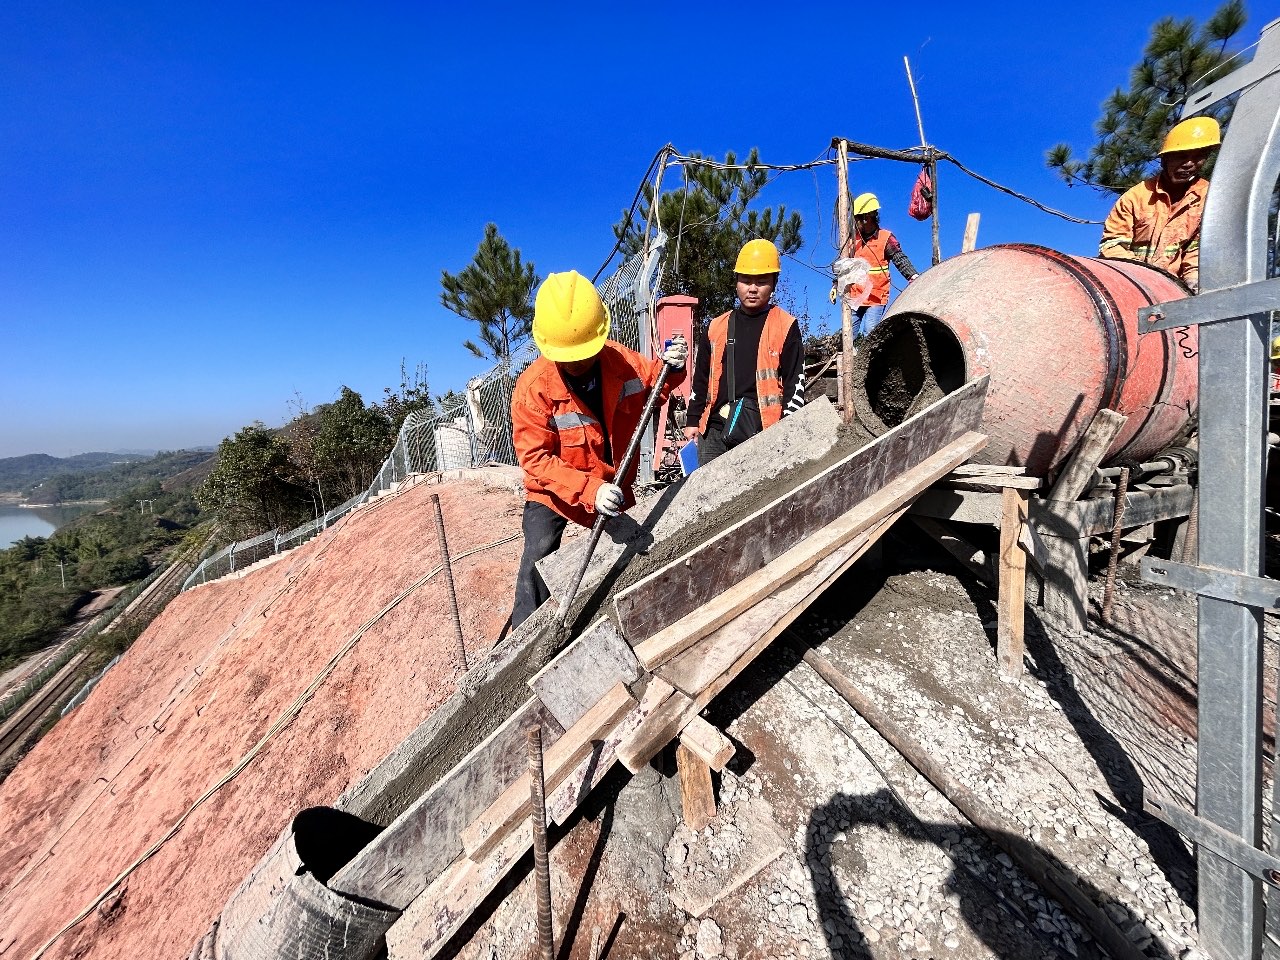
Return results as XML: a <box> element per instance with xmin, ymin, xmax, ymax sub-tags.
<box><xmin>552</xmin><ymin>412</ymin><xmax>598</xmax><ymax>430</ymax></box>
<box><xmin>619</xmin><ymin>377</ymin><xmax>646</xmax><ymax>399</ymax></box>
<box><xmin>699</xmin><ymin>306</ymin><xmax>794</xmax><ymax>433</ymax></box>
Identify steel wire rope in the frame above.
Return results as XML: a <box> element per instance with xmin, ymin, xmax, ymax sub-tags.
<box><xmin>25</xmin><ymin>529</ymin><xmax>520</xmax><ymax>960</ymax></box>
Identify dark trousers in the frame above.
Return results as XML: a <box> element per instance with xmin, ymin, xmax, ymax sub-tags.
<box><xmin>511</xmin><ymin>500</ymin><xmax>568</xmax><ymax>628</ymax></box>
<box><xmin>697</xmin><ymin>423</ymin><xmax>731</xmax><ymax>466</ymax></box>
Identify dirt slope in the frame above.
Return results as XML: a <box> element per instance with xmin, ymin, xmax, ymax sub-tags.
<box><xmin>0</xmin><ymin>472</ymin><xmax>524</xmax><ymax>960</ymax></box>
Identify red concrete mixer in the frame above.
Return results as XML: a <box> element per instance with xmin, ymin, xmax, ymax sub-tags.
<box><xmin>852</xmin><ymin>244</ymin><xmax>1198</xmax><ymax>475</ymax></box>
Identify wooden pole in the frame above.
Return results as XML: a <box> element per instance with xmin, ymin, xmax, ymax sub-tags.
<box><xmin>836</xmin><ymin>139</ymin><xmax>855</xmax><ymax>424</ymax></box>
<box><xmin>997</xmin><ymin>488</ymin><xmax>1029</xmax><ymax>678</ymax></box>
<box><xmin>962</xmin><ymin>213</ymin><xmax>980</xmax><ymax>253</ymax></box>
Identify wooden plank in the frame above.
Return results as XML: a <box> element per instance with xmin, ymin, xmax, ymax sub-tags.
<box><xmin>329</xmin><ymin>696</ymin><xmax>565</xmax><ymax>909</ymax></box>
<box><xmin>1031</xmin><ymin>485</ymin><xmax>1193</xmax><ymax>538</ymax></box>
<box><xmin>997</xmin><ymin>488</ymin><xmax>1030</xmax><ymax>678</ymax></box>
<box><xmin>678</xmin><ymin>715</ymin><xmax>734</xmax><ymax>772</ymax></box>
<box><xmin>660</xmin><ymin>514</ymin><xmax>898</xmax><ymax>696</ymax></box>
<box><xmin>908</xmin><ymin>488</ymin><xmax>1004</xmax><ymax>526</ymax></box>
<box><xmin>950</xmin><ymin>464</ymin><xmax>1026</xmax><ymax>477</ymax></box>
<box><xmin>945</xmin><ymin>475</ymin><xmax>1043</xmax><ymax>491</ymax></box>
<box><xmin>460</xmin><ymin>683</ymin><xmax>635</xmax><ymax>862</ymax></box>
<box><xmin>613</xmin><ymin>378</ymin><xmax>989</xmax><ymax>645</ymax></box>
<box><xmin>962</xmin><ymin>212</ymin><xmax>980</xmax><ymax>253</ymax></box>
<box><xmin>677</xmin><ymin>743</ymin><xmax>717</xmax><ymax>830</ymax></box>
<box><xmin>527</xmin><ymin>617</ymin><xmax>641</xmax><ymax>730</ymax></box>
<box><xmin>910</xmin><ymin>516</ymin><xmax>992</xmax><ymax>584</ymax></box>
<box><xmin>1048</xmin><ymin>408</ymin><xmax>1127</xmax><ymax>501</ymax></box>
<box><xmin>617</xmin><ymin>679</ymin><xmax>694</xmax><ymax>774</ymax></box>
<box><xmin>632</xmin><ymin>433</ymin><xmax>980</xmax><ymax>670</ymax></box>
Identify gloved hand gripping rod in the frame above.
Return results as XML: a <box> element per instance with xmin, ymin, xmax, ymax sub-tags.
<box><xmin>556</xmin><ymin>358</ymin><xmax>675</xmax><ymax>629</ymax></box>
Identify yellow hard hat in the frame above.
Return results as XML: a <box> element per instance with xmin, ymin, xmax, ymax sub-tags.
<box><xmin>853</xmin><ymin>192</ymin><xmax>880</xmax><ymax>216</ymax></box>
<box><xmin>532</xmin><ymin>271</ymin><xmax>611</xmax><ymax>363</ymax></box>
<box><xmin>1271</xmin><ymin>335</ymin><xmax>1280</xmax><ymax>361</ymax></box>
<box><xmin>734</xmin><ymin>238</ymin><xmax>781</xmax><ymax>275</ymax></box>
<box><xmin>1160</xmin><ymin>116</ymin><xmax>1221</xmax><ymax>155</ymax></box>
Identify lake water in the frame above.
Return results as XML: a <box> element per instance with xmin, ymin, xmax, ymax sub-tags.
<box><xmin>0</xmin><ymin>503</ymin><xmax>100</xmax><ymax>549</ymax></box>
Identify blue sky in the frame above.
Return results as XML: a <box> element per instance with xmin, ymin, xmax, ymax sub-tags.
<box><xmin>0</xmin><ymin>1</ymin><xmax>1251</xmax><ymax>458</ymax></box>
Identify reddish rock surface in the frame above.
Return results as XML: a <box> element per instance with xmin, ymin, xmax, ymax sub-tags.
<box><xmin>0</xmin><ymin>474</ymin><xmax>524</xmax><ymax>960</ymax></box>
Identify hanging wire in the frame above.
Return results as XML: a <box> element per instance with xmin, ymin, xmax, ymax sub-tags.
<box><xmin>939</xmin><ymin>154</ymin><xmax>1103</xmax><ymax>225</ymax></box>
<box><xmin>673</xmin><ymin>163</ymin><xmax>691</xmax><ymax>277</ymax></box>
<box><xmin>592</xmin><ymin>144</ymin><xmax>672</xmax><ymax>282</ymax></box>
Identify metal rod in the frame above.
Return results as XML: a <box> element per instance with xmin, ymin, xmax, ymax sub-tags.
<box><xmin>1101</xmin><ymin>467</ymin><xmax>1130</xmax><ymax>622</ymax></box>
<box><xmin>557</xmin><ymin>357</ymin><xmax>675</xmax><ymax>627</ymax></box>
<box><xmin>528</xmin><ymin>725</ymin><xmax>555</xmax><ymax>960</ymax></box>
<box><xmin>431</xmin><ymin>493</ymin><xmax>468</xmax><ymax>669</ymax></box>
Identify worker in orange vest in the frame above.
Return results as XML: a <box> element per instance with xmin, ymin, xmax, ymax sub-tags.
<box><xmin>683</xmin><ymin>238</ymin><xmax>805</xmax><ymax>465</ymax></box>
<box><xmin>509</xmin><ymin>271</ymin><xmax>687</xmax><ymax>626</ymax></box>
<box><xmin>840</xmin><ymin>193</ymin><xmax>920</xmax><ymax>338</ymax></box>
<box><xmin>1099</xmin><ymin>116</ymin><xmax>1219</xmax><ymax>292</ymax></box>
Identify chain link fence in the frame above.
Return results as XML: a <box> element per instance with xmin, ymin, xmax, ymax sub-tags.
<box><xmin>181</xmin><ymin>240</ymin><xmax>666</xmax><ymax>592</ymax></box>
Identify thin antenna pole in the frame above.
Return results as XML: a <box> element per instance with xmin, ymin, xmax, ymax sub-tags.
<box><xmin>904</xmin><ymin>56</ymin><xmax>941</xmax><ymax>265</ymax></box>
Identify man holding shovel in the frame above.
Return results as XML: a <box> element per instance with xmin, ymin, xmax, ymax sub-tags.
<box><xmin>509</xmin><ymin>270</ymin><xmax>687</xmax><ymax>627</ymax></box>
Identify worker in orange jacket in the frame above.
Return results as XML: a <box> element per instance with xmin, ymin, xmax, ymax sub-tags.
<box><xmin>840</xmin><ymin>193</ymin><xmax>919</xmax><ymax>337</ymax></box>
<box><xmin>684</xmin><ymin>239</ymin><xmax>806</xmax><ymax>465</ymax></box>
<box><xmin>1099</xmin><ymin>116</ymin><xmax>1219</xmax><ymax>292</ymax></box>
<box><xmin>510</xmin><ymin>270</ymin><xmax>687</xmax><ymax>626</ymax></box>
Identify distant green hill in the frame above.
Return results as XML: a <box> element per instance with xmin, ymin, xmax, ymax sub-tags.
<box><xmin>0</xmin><ymin>450</ymin><xmax>216</xmax><ymax>503</ymax></box>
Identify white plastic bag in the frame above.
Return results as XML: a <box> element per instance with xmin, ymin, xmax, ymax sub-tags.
<box><xmin>833</xmin><ymin>257</ymin><xmax>872</xmax><ymax>308</ymax></box>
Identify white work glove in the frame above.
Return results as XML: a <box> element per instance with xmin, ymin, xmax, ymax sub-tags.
<box><xmin>594</xmin><ymin>482</ymin><xmax>624</xmax><ymax>517</ymax></box>
<box><xmin>661</xmin><ymin>335</ymin><xmax>687</xmax><ymax>369</ymax></box>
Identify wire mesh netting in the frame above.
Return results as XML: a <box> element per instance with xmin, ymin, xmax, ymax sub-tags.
<box><xmin>182</xmin><ymin>243</ymin><xmax>664</xmax><ymax>592</ymax></box>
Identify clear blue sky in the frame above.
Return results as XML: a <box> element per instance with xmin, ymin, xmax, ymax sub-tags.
<box><xmin>0</xmin><ymin>1</ymin><xmax>1249</xmax><ymax>458</ymax></box>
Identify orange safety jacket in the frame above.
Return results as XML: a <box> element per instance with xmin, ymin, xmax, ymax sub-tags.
<box><xmin>512</xmin><ymin>341</ymin><xmax>684</xmax><ymax>528</ymax></box>
<box><xmin>1099</xmin><ymin>176</ymin><xmax>1208</xmax><ymax>289</ymax></box>
<box><xmin>698</xmin><ymin>305</ymin><xmax>797</xmax><ymax>433</ymax></box>
<box><xmin>847</xmin><ymin>229</ymin><xmax>894</xmax><ymax>306</ymax></box>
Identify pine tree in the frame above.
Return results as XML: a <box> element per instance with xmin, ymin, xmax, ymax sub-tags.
<box><xmin>614</xmin><ymin>148</ymin><xmax>803</xmax><ymax>321</ymax></box>
<box><xmin>1046</xmin><ymin>1</ymin><xmax>1247</xmax><ymax>195</ymax></box>
<box><xmin>440</xmin><ymin>224</ymin><xmax>540</xmax><ymax>361</ymax></box>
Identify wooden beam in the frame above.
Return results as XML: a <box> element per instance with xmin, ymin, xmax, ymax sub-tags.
<box><xmin>660</xmin><ymin>514</ymin><xmax>899</xmax><ymax>696</ymax></box>
<box><xmin>1031</xmin><ymin>485</ymin><xmax>1194</xmax><ymax>539</ymax></box>
<box><xmin>949</xmin><ymin>464</ymin><xmax>1026</xmax><ymax>477</ymax></box>
<box><xmin>678</xmin><ymin>715</ymin><xmax>735</xmax><ymax>772</ymax></box>
<box><xmin>962</xmin><ymin>212</ymin><xmax>980</xmax><ymax>253</ymax></box>
<box><xmin>677</xmin><ymin>743</ymin><xmax>717</xmax><ymax>831</ymax></box>
<box><xmin>461</xmin><ymin>683</ymin><xmax>635</xmax><ymax>863</ymax></box>
<box><xmin>1048</xmin><ymin>409</ymin><xmax>1127</xmax><ymax>502</ymax></box>
<box><xmin>614</xmin><ymin>378</ymin><xmax>989</xmax><ymax>645</ymax></box>
<box><xmin>632</xmin><ymin>433</ymin><xmax>982</xmax><ymax>671</ymax></box>
<box><xmin>997</xmin><ymin>488</ymin><xmax>1030</xmax><ymax>678</ymax></box>
<box><xmin>616</xmin><ymin>679</ymin><xmax>694</xmax><ymax>774</ymax></box>
<box><xmin>945</xmin><ymin>474</ymin><xmax>1043</xmax><ymax>491</ymax></box>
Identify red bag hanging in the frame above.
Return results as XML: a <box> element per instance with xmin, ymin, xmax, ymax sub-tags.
<box><xmin>908</xmin><ymin>167</ymin><xmax>933</xmax><ymax>221</ymax></box>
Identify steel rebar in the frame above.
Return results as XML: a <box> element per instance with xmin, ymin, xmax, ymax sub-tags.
<box><xmin>430</xmin><ymin>493</ymin><xmax>468</xmax><ymax>669</ymax></box>
<box><xmin>527</xmin><ymin>726</ymin><xmax>555</xmax><ymax>960</ymax></box>
<box><xmin>1101</xmin><ymin>466</ymin><xmax>1130</xmax><ymax>622</ymax></box>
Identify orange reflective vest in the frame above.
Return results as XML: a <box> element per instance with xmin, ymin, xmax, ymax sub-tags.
<box><xmin>512</xmin><ymin>341</ymin><xmax>684</xmax><ymax>527</ymax></box>
<box><xmin>847</xmin><ymin>229</ymin><xmax>894</xmax><ymax>306</ymax></box>
<box><xmin>1099</xmin><ymin>176</ymin><xmax>1208</xmax><ymax>289</ymax></box>
<box><xmin>698</xmin><ymin>306</ymin><xmax>797</xmax><ymax>433</ymax></box>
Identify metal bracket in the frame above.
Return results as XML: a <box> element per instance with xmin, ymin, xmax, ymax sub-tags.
<box><xmin>1146</xmin><ymin>793</ymin><xmax>1280</xmax><ymax>886</ymax></box>
<box><xmin>1140</xmin><ymin>556</ymin><xmax>1280</xmax><ymax>610</ymax></box>
<box><xmin>1137</xmin><ymin>277</ymin><xmax>1280</xmax><ymax>333</ymax></box>
<box><xmin>1184</xmin><ymin>23</ymin><xmax>1280</xmax><ymax>115</ymax></box>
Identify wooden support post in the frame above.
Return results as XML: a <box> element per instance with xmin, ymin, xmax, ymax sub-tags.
<box><xmin>676</xmin><ymin>742</ymin><xmax>717</xmax><ymax>831</ymax></box>
<box><xmin>836</xmin><ymin>139</ymin><xmax>855</xmax><ymax>424</ymax></box>
<box><xmin>1048</xmin><ymin>409</ymin><xmax>1128</xmax><ymax>502</ymax></box>
<box><xmin>962</xmin><ymin>213</ymin><xmax>980</xmax><ymax>253</ymax></box>
<box><xmin>1040</xmin><ymin>533</ymin><xmax>1089</xmax><ymax>632</ymax></box>
<box><xmin>997</xmin><ymin>488</ymin><xmax>1030</xmax><ymax>678</ymax></box>
<box><xmin>678</xmin><ymin>715</ymin><xmax>735</xmax><ymax>771</ymax></box>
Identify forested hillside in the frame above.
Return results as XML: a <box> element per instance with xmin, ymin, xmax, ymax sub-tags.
<box><xmin>0</xmin><ymin>453</ymin><xmax>149</xmax><ymax>496</ymax></box>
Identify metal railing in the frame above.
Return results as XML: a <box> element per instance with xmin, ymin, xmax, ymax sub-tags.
<box><xmin>180</xmin><ymin>243</ymin><xmax>666</xmax><ymax>593</ymax></box>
